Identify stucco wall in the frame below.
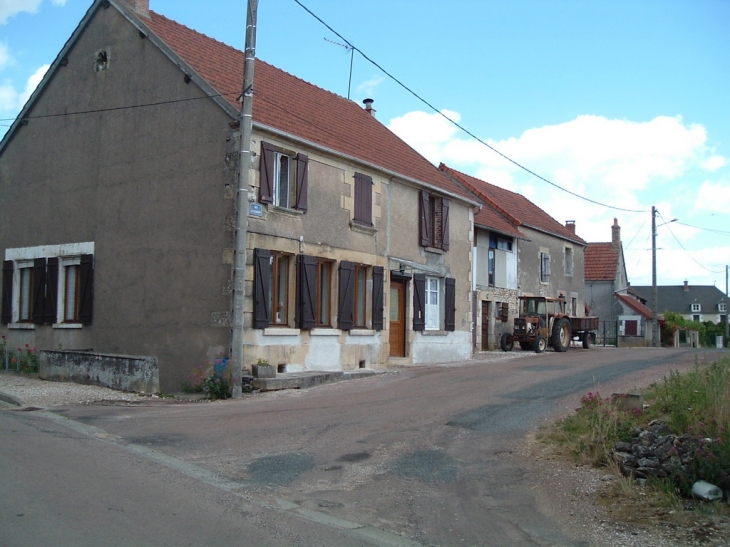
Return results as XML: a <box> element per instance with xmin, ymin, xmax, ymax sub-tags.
<box><xmin>0</xmin><ymin>6</ymin><xmax>235</xmax><ymax>391</ymax></box>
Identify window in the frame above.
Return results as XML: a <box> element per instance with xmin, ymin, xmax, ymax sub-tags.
<box><xmin>693</xmin><ymin>314</ymin><xmax>701</xmax><ymax>322</ymax></box>
<box><xmin>336</xmin><ymin>262</ymin><xmax>384</xmax><ymax>331</ymax></box>
<box><xmin>1</xmin><ymin>249</ymin><xmax>94</xmax><ymax>327</ymax></box>
<box><xmin>413</xmin><ymin>274</ymin><xmax>455</xmax><ymax>332</ymax></box>
<box><xmin>540</xmin><ymin>252</ymin><xmax>551</xmax><ymax>283</ymax></box>
<box><xmin>718</xmin><ymin>303</ymin><xmax>727</xmax><ymax>312</ymax></box>
<box><xmin>259</xmin><ymin>142</ymin><xmax>308</xmax><ymax>211</ymax></box>
<box><xmin>624</xmin><ymin>320</ymin><xmax>638</xmax><ymax>336</ymax></box>
<box><xmin>353</xmin><ymin>173</ymin><xmax>373</xmax><ymax>226</ymax></box>
<box><xmin>497</xmin><ymin>238</ymin><xmax>512</xmax><ymax>251</ymax></box>
<box><xmin>565</xmin><ymin>247</ymin><xmax>574</xmax><ymax>276</ymax></box>
<box><xmin>488</xmin><ymin>249</ymin><xmax>495</xmax><ymax>287</ymax></box>
<box><xmin>424</xmin><ymin>277</ymin><xmax>440</xmax><ymax>330</ymax></box>
<box><xmin>253</xmin><ymin>250</ymin><xmax>295</xmax><ymax>328</ymax></box>
<box><xmin>691</xmin><ymin>302</ymin><xmax>701</xmax><ymax>313</ymax></box>
<box><xmin>495</xmin><ymin>302</ymin><xmax>509</xmax><ymax>322</ymax></box>
<box><xmin>315</xmin><ymin>260</ymin><xmax>332</xmax><ymax>327</ymax></box>
<box><xmin>419</xmin><ymin>190</ymin><xmax>449</xmax><ymax>251</ymax></box>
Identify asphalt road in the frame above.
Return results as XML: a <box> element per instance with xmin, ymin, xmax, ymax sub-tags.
<box><xmin>2</xmin><ymin>347</ymin><xmax>721</xmax><ymax>546</ymax></box>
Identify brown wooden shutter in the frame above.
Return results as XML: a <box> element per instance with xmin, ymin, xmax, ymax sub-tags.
<box><xmin>259</xmin><ymin>141</ymin><xmax>275</xmax><ymax>204</ymax></box>
<box><xmin>45</xmin><ymin>257</ymin><xmax>59</xmax><ymax>325</ymax></box>
<box><xmin>413</xmin><ymin>273</ymin><xmax>426</xmax><ymax>331</ymax></box>
<box><xmin>296</xmin><ymin>255</ymin><xmax>316</xmax><ymax>329</ymax></box>
<box><xmin>353</xmin><ymin>173</ymin><xmax>373</xmax><ymax>225</ymax></box>
<box><xmin>441</xmin><ymin>198</ymin><xmax>450</xmax><ymax>251</ymax></box>
<box><xmin>1</xmin><ymin>260</ymin><xmax>13</xmax><ymax>325</ymax></box>
<box><xmin>372</xmin><ymin>266</ymin><xmax>384</xmax><ymax>331</ymax></box>
<box><xmin>78</xmin><ymin>254</ymin><xmax>94</xmax><ymax>325</ymax></box>
<box><xmin>295</xmin><ymin>153</ymin><xmax>309</xmax><ymax>212</ymax></box>
<box><xmin>501</xmin><ymin>302</ymin><xmax>509</xmax><ymax>323</ymax></box>
<box><xmin>253</xmin><ymin>248</ymin><xmax>271</xmax><ymax>328</ymax></box>
<box><xmin>445</xmin><ymin>277</ymin><xmax>456</xmax><ymax>332</ymax></box>
<box><xmin>32</xmin><ymin>258</ymin><xmax>46</xmax><ymax>325</ymax></box>
<box><xmin>419</xmin><ymin>190</ymin><xmax>431</xmax><ymax>247</ymax></box>
<box><xmin>338</xmin><ymin>261</ymin><xmax>355</xmax><ymax>330</ymax></box>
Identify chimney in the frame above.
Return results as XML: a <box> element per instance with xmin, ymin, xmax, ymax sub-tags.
<box><xmin>362</xmin><ymin>98</ymin><xmax>375</xmax><ymax>117</ymax></box>
<box><xmin>123</xmin><ymin>0</ymin><xmax>150</xmax><ymax>19</ymax></box>
<box><xmin>684</xmin><ymin>280</ymin><xmax>689</xmax><ymax>291</ymax></box>
<box><xmin>611</xmin><ymin>218</ymin><xmax>621</xmax><ymax>250</ymax></box>
<box><xmin>565</xmin><ymin>220</ymin><xmax>575</xmax><ymax>234</ymax></box>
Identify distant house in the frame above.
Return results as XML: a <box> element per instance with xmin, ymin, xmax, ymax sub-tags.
<box><xmin>631</xmin><ymin>282</ymin><xmax>728</xmax><ymax>325</ymax></box>
<box><xmin>584</xmin><ymin>218</ymin><xmax>650</xmax><ymax>345</ymax></box>
<box><xmin>439</xmin><ymin>164</ymin><xmax>587</xmax><ymax>350</ymax></box>
<box><xmin>0</xmin><ymin>0</ymin><xmax>478</xmax><ymax>391</ymax></box>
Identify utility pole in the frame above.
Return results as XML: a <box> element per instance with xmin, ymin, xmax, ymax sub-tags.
<box><xmin>651</xmin><ymin>206</ymin><xmax>658</xmax><ymax>347</ymax></box>
<box><xmin>231</xmin><ymin>0</ymin><xmax>258</xmax><ymax>398</ymax></box>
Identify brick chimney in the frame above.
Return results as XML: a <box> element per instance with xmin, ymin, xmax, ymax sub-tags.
<box><xmin>565</xmin><ymin>220</ymin><xmax>576</xmax><ymax>234</ymax></box>
<box><xmin>684</xmin><ymin>280</ymin><xmax>689</xmax><ymax>291</ymax></box>
<box><xmin>611</xmin><ymin>218</ymin><xmax>621</xmax><ymax>250</ymax></box>
<box><xmin>362</xmin><ymin>98</ymin><xmax>376</xmax><ymax>117</ymax></box>
<box><xmin>123</xmin><ymin>0</ymin><xmax>150</xmax><ymax>19</ymax></box>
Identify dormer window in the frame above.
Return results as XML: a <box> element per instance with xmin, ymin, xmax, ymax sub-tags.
<box><xmin>691</xmin><ymin>302</ymin><xmax>701</xmax><ymax>313</ymax></box>
<box><xmin>719</xmin><ymin>302</ymin><xmax>727</xmax><ymax>313</ymax></box>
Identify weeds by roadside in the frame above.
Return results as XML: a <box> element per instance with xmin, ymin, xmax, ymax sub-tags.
<box><xmin>182</xmin><ymin>359</ymin><xmax>234</xmax><ymax>399</ymax></box>
<box><xmin>537</xmin><ymin>355</ymin><xmax>730</xmax><ymax>535</ymax></box>
<box><xmin>1</xmin><ymin>337</ymin><xmax>39</xmax><ymax>374</ymax></box>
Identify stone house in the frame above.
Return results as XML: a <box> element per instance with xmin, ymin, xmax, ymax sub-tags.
<box><xmin>631</xmin><ymin>282</ymin><xmax>728</xmax><ymax>325</ymax></box>
<box><xmin>0</xmin><ymin>0</ymin><xmax>477</xmax><ymax>391</ymax></box>
<box><xmin>439</xmin><ymin>165</ymin><xmax>587</xmax><ymax>350</ymax></box>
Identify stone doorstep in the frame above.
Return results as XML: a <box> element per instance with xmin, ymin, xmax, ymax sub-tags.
<box><xmin>252</xmin><ymin>369</ymin><xmax>378</xmax><ymax>392</ymax></box>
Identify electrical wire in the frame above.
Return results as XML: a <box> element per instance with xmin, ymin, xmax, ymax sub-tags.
<box><xmin>293</xmin><ymin>0</ymin><xmax>648</xmax><ymax>214</ymax></box>
<box><xmin>675</xmin><ymin>220</ymin><xmax>730</xmax><ymax>236</ymax></box>
<box><xmin>658</xmin><ymin>213</ymin><xmax>724</xmax><ymax>274</ymax></box>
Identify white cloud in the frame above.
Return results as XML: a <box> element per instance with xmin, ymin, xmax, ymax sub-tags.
<box><xmin>0</xmin><ymin>0</ymin><xmax>43</xmax><ymax>24</ymax></box>
<box><xmin>695</xmin><ymin>181</ymin><xmax>730</xmax><ymax>214</ymax></box>
<box><xmin>0</xmin><ymin>42</ymin><xmax>11</xmax><ymax>69</ymax></box>
<box><xmin>701</xmin><ymin>155</ymin><xmax>726</xmax><ymax>171</ymax></box>
<box><xmin>51</xmin><ymin>0</ymin><xmax>67</xmax><ymax>5</ymax></box>
<box><xmin>0</xmin><ymin>63</ymin><xmax>47</xmax><ymax>112</ymax></box>
<box><xmin>356</xmin><ymin>75</ymin><xmax>385</xmax><ymax>98</ymax></box>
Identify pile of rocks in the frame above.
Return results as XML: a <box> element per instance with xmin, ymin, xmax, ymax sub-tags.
<box><xmin>612</xmin><ymin>421</ymin><xmax>727</xmax><ymax>497</ymax></box>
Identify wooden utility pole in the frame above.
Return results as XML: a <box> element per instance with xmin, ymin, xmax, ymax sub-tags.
<box><xmin>231</xmin><ymin>0</ymin><xmax>258</xmax><ymax>398</ymax></box>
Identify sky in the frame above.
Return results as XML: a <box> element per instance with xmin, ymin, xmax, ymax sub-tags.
<box><xmin>1</xmin><ymin>0</ymin><xmax>729</xmax><ymax>293</ymax></box>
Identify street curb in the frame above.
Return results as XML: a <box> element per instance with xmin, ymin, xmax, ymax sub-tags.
<box><xmin>0</xmin><ymin>390</ymin><xmax>25</xmax><ymax>407</ymax></box>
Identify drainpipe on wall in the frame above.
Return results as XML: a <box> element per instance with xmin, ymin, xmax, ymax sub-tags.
<box><xmin>231</xmin><ymin>0</ymin><xmax>258</xmax><ymax>398</ymax></box>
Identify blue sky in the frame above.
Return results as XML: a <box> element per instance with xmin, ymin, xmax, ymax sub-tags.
<box><xmin>2</xmin><ymin>0</ymin><xmax>729</xmax><ymax>292</ymax></box>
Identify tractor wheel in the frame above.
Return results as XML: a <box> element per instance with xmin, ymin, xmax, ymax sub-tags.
<box><xmin>582</xmin><ymin>331</ymin><xmax>592</xmax><ymax>349</ymax></box>
<box><xmin>551</xmin><ymin>318</ymin><xmax>571</xmax><ymax>352</ymax></box>
<box><xmin>519</xmin><ymin>342</ymin><xmax>532</xmax><ymax>351</ymax></box>
<box><xmin>500</xmin><ymin>333</ymin><xmax>514</xmax><ymax>352</ymax></box>
<box><xmin>533</xmin><ymin>335</ymin><xmax>547</xmax><ymax>354</ymax></box>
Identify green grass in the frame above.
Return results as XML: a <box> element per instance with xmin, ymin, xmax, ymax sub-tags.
<box><xmin>539</xmin><ymin>356</ymin><xmax>730</xmax><ymax>494</ymax></box>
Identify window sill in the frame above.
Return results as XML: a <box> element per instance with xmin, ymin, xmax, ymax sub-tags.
<box><xmin>349</xmin><ymin>329</ymin><xmax>375</xmax><ymax>336</ymax></box>
<box><xmin>53</xmin><ymin>323</ymin><xmax>83</xmax><ymax>329</ymax></box>
<box><xmin>349</xmin><ymin>221</ymin><xmax>377</xmax><ymax>236</ymax></box>
<box><xmin>424</xmin><ymin>246</ymin><xmax>444</xmax><ymax>255</ymax></box>
<box><xmin>263</xmin><ymin>327</ymin><xmax>300</xmax><ymax>336</ymax></box>
<box><xmin>311</xmin><ymin>328</ymin><xmax>340</xmax><ymax>336</ymax></box>
<box><xmin>7</xmin><ymin>323</ymin><xmax>35</xmax><ymax>330</ymax></box>
<box><xmin>268</xmin><ymin>205</ymin><xmax>304</xmax><ymax>217</ymax></box>
<box><xmin>422</xmin><ymin>329</ymin><xmax>448</xmax><ymax>336</ymax></box>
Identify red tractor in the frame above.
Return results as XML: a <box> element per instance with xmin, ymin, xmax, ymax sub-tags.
<box><xmin>500</xmin><ymin>296</ymin><xmax>598</xmax><ymax>353</ymax></box>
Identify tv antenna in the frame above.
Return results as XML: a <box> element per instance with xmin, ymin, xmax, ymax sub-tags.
<box><xmin>324</xmin><ymin>37</ymin><xmax>354</xmax><ymax>99</ymax></box>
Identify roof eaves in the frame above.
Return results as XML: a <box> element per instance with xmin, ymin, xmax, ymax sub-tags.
<box><xmin>256</xmin><ymin>122</ymin><xmax>480</xmax><ymax>207</ymax></box>
<box><xmin>521</xmin><ymin>223</ymin><xmax>587</xmax><ymax>246</ymax></box>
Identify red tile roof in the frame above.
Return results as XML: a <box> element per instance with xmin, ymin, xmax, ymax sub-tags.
<box><xmin>615</xmin><ymin>292</ymin><xmax>653</xmax><ymax>320</ymax></box>
<box><xmin>144</xmin><ymin>12</ymin><xmax>473</xmax><ymax>202</ymax></box>
<box><xmin>585</xmin><ymin>242</ymin><xmax>619</xmax><ymax>281</ymax></box>
<box><xmin>439</xmin><ymin>164</ymin><xmax>585</xmax><ymax>245</ymax></box>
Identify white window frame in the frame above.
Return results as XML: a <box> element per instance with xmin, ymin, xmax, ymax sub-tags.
<box><xmin>691</xmin><ymin>302</ymin><xmax>701</xmax><ymax>313</ymax></box>
<box><xmin>16</xmin><ymin>260</ymin><xmax>35</xmax><ymax>323</ymax></box>
<box><xmin>424</xmin><ymin>276</ymin><xmax>441</xmax><ymax>330</ymax></box>
<box><xmin>719</xmin><ymin>303</ymin><xmax>727</xmax><ymax>312</ymax></box>
<box><xmin>565</xmin><ymin>247</ymin><xmax>574</xmax><ymax>277</ymax></box>
<box><xmin>273</xmin><ymin>151</ymin><xmax>294</xmax><ymax>209</ymax></box>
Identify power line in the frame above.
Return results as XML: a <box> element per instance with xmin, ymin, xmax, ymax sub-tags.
<box><xmin>675</xmin><ymin>220</ymin><xmax>730</xmax><ymax>236</ymax></box>
<box><xmin>292</xmin><ymin>0</ymin><xmax>649</xmax><ymax>215</ymax></box>
<box><xmin>659</xmin><ymin>213</ymin><xmax>724</xmax><ymax>274</ymax></box>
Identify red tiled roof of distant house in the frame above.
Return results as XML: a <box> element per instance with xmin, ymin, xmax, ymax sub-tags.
<box><xmin>585</xmin><ymin>242</ymin><xmax>619</xmax><ymax>281</ymax></box>
<box><xmin>439</xmin><ymin>164</ymin><xmax>585</xmax><ymax>244</ymax></box>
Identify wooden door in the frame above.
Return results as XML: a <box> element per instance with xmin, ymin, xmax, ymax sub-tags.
<box><xmin>389</xmin><ymin>281</ymin><xmax>406</xmax><ymax>357</ymax></box>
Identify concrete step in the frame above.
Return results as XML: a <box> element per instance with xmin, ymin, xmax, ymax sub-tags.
<box><xmin>252</xmin><ymin>369</ymin><xmax>379</xmax><ymax>392</ymax></box>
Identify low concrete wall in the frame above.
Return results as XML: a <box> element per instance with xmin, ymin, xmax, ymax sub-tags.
<box><xmin>39</xmin><ymin>350</ymin><xmax>159</xmax><ymax>394</ymax></box>
<box><xmin>617</xmin><ymin>335</ymin><xmax>646</xmax><ymax>348</ymax></box>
